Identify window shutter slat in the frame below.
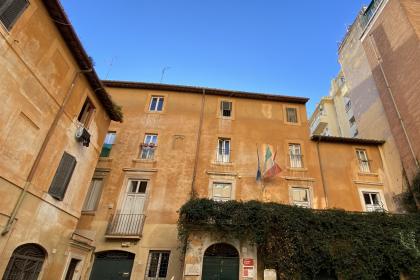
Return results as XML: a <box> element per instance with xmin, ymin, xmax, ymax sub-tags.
<box><xmin>48</xmin><ymin>152</ymin><xmax>77</xmax><ymax>200</ymax></box>
<box><xmin>0</xmin><ymin>0</ymin><xmax>29</xmax><ymax>30</ymax></box>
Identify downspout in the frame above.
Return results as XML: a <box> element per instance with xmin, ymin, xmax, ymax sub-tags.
<box><xmin>368</xmin><ymin>35</ymin><xmax>419</xmax><ymax>171</ymax></box>
<box><xmin>1</xmin><ymin>69</ymin><xmax>92</xmax><ymax>235</ymax></box>
<box><xmin>316</xmin><ymin>136</ymin><xmax>329</xmax><ymax>208</ymax></box>
<box><xmin>190</xmin><ymin>89</ymin><xmax>206</xmax><ymax>198</ymax></box>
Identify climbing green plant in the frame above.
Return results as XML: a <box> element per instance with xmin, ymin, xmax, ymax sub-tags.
<box><xmin>178</xmin><ymin>199</ymin><xmax>420</xmax><ymax>280</ymax></box>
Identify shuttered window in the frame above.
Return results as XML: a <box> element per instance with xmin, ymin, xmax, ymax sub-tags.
<box><xmin>0</xmin><ymin>0</ymin><xmax>29</xmax><ymax>31</ymax></box>
<box><xmin>82</xmin><ymin>178</ymin><xmax>103</xmax><ymax>211</ymax></box>
<box><xmin>48</xmin><ymin>152</ymin><xmax>77</xmax><ymax>201</ymax></box>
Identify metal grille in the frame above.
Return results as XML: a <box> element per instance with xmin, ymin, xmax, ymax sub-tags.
<box><xmin>106</xmin><ymin>213</ymin><xmax>146</xmax><ymax>236</ymax></box>
<box><xmin>3</xmin><ymin>244</ymin><xmax>45</xmax><ymax>280</ymax></box>
<box><xmin>0</xmin><ymin>0</ymin><xmax>29</xmax><ymax>31</ymax></box>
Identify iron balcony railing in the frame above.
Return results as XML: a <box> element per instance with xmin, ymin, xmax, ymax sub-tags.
<box><xmin>289</xmin><ymin>154</ymin><xmax>304</xmax><ymax>168</ymax></box>
<box><xmin>106</xmin><ymin>213</ymin><xmax>146</xmax><ymax>237</ymax></box>
<box><xmin>358</xmin><ymin>159</ymin><xmax>371</xmax><ymax>173</ymax></box>
<box><xmin>215</xmin><ymin>148</ymin><xmax>231</xmax><ymax>163</ymax></box>
<box><xmin>140</xmin><ymin>144</ymin><xmax>156</xmax><ymax>160</ymax></box>
<box><xmin>361</xmin><ymin>0</ymin><xmax>384</xmax><ymax>28</ymax></box>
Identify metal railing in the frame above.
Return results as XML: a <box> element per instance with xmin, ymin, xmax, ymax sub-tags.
<box><xmin>358</xmin><ymin>159</ymin><xmax>371</xmax><ymax>173</ymax></box>
<box><xmin>366</xmin><ymin>204</ymin><xmax>385</xmax><ymax>212</ymax></box>
<box><xmin>140</xmin><ymin>144</ymin><xmax>156</xmax><ymax>160</ymax></box>
<box><xmin>215</xmin><ymin>148</ymin><xmax>231</xmax><ymax>163</ymax></box>
<box><xmin>289</xmin><ymin>154</ymin><xmax>304</xmax><ymax>168</ymax></box>
<box><xmin>106</xmin><ymin>213</ymin><xmax>146</xmax><ymax>237</ymax></box>
<box><xmin>361</xmin><ymin>0</ymin><xmax>384</xmax><ymax>28</ymax></box>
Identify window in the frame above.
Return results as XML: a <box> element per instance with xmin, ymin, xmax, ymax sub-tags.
<box><xmin>211</xmin><ymin>182</ymin><xmax>232</xmax><ymax>202</ymax></box>
<box><xmin>78</xmin><ymin>98</ymin><xmax>95</xmax><ymax>127</ymax></box>
<box><xmin>220</xmin><ymin>101</ymin><xmax>232</xmax><ymax>118</ymax></box>
<box><xmin>149</xmin><ymin>96</ymin><xmax>164</xmax><ymax>112</ymax></box>
<box><xmin>345</xmin><ymin>100</ymin><xmax>352</xmax><ymax>112</ymax></box>
<box><xmin>356</xmin><ymin>149</ymin><xmax>370</xmax><ymax>173</ymax></box>
<box><xmin>48</xmin><ymin>152</ymin><xmax>77</xmax><ymax>201</ymax></box>
<box><xmin>286</xmin><ymin>107</ymin><xmax>298</xmax><ymax>123</ymax></box>
<box><xmin>216</xmin><ymin>138</ymin><xmax>230</xmax><ymax>163</ymax></box>
<box><xmin>291</xmin><ymin>187</ymin><xmax>310</xmax><ymax>208</ymax></box>
<box><xmin>0</xmin><ymin>0</ymin><xmax>29</xmax><ymax>31</ymax></box>
<box><xmin>82</xmin><ymin>178</ymin><xmax>103</xmax><ymax>212</ymax></box>
<box><xmin>64</xmin><ymin>259</ymin><xmax>80</xmax><ymax>280</ymax></box>
<box><xmin>129</xmin><ymin>180</ymin><xmax>148</xmax><ymax>194</ymax></box>
<box><xmin>3</xmin><ymin>244</ymin><xmax>46</xmax><ymax>280</ymax></box>
<box><xmin>140</xmin><ymin>134</ymin><xmax>158</xmax><ymax>159</ymax></box>
<box><xmin>100</xmin><ymin>132</ymin><xmax>116</xmax><ymax>157</ymax></box>
<box><xmin>362</xmin><ymin>191</ymin><xmax>384</xmax><ymax>212</ymax></box>
<box><xmin>289</xmin><ymin>144</ymin><xmax>303</xmax><ymax>168</ymax></box>
<box><xmin>146</xmin><ymin>251</ymin><xmax>170</xmax><ymax>280</ymax></box>
<box><xmin>349</xmin><ymin>116</ymin><xmax>356</xmax><ymax>127</ymax></box>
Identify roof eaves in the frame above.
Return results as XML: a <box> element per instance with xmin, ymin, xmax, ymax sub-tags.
<box><xmin>103</xmin><ymin>80</ymin><xmax>309</xmax><ymax>104</ymax></box>
<box><xmin>41</xmin><ymin>0</ymin><xmax>122</xmax><ymax>122</ymax></box>
<box><xmin>311</xmin><ymin>135</ymin><xmax>385</xmax><ymax>145</ymax></box>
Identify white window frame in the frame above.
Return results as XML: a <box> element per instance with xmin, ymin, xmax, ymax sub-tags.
<box><xmin>220</xmin><ymin>101</ymin><xmax>232</xmax><ymax>118</ymax></box>
<box><xmin>149</xmin><ymin>96</ymin><xmax>164</xmax><ymax>112</ymax></box>
<box><xmin>140</xmin><ymin>134</ymin><xmax>158</xmax><ymax>160</ymax></box>
<box><xmin>211</xmin><ymin>182</ymin><xmax>233</xmax><ymax>202</ymax></box>
<box><xmin>289</xmin><ymin>144</ymin><xmax>303</xmax><ymax>168</ymax></box>
<box><xmin>216</xmin><ymin>138</ymin><xmax>231</xmax><ymax>163</ymax></box>
<box><xmin>290</xmin><ymin>187</ymin><xmax>311</xmax><ymax>208</ymax></box>
<box><xmin>145</xmin><ymin>251</ymin><xmax>171</xmax><ymax>280</ymax></box>
<box><xmin>356</xmin><ymin>149</ymin><xmax>370</xmax><ymax>173</ymax></box>
<box><xmin>358</xmin><ymin>188</ymin><xmax>387</xmax><ymax>212</ymax></box>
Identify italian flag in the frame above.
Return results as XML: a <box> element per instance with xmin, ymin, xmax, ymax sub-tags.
<box><xmin>263</xmin><ymin>146</ymin><xmax>282</xmax><ymax>178</ymax></box>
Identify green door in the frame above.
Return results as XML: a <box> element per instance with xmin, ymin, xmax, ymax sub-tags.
<box><xmin>89</xmin><ymin>251</ymin><xmax>134</xmax><ymax>280</ymax></box>
<box><xmin>202</xmin><ymin>256</ymin><xmax>239</xmax><ymax>280</ymax></box>
<box><xmin>202</xmin><ymin>243</ymin><xmax>240</xmax><ymax>280</ymax></box>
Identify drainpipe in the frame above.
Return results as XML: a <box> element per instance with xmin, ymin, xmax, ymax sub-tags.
<box><xmin>368</xmin><ymin>35</ymin><xmax>419</xmax><ymax>171</ymax></box>
<box><xmin>190</xmin><ymin>89</ymin><xmax>206</xmax><ymax>199</ymax></box>
<box><xmin>1</xmin><ymin>69</ymin><xmax>92</xmax><ymax>235</ymax></box>
<box><xmin>316</xmin><ymin>136</ymin><xmax>329</xmax><ymax>208</ymax></box>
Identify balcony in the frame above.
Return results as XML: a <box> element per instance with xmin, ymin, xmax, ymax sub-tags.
<box><xmin>105</xmin><ymin>213</ymin><xmax>146</xmax><ymax>239</ymax></box>
<box><xmin>289</xmin><ymin>154</ymin><xmax>304</xmax><ymax>169</ymax></box>
<box><xmin>358</xmin><ymin>159</ymin><xmax>371</xmax><ymax>173</ymax></box>
<box><xmin>310</xmin><ymin>111</ymin><xmax>328</xmax><ymax>135</ymax></box>
<box><xmin>361</xmin><ymin>0</ymin><xmax>384</xmax><ymax>28</ymax></box>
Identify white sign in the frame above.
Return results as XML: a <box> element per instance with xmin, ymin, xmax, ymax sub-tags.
<box><xmin>184</xmin><ymin>264</ymin><xmax>200</xmax><ymax>276</ymax></box>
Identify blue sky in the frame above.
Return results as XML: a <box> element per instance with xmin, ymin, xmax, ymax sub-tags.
<box><xmin>61</xmin><ymin>0</ymin><xmax>368</xmax><ymax>115</ymax></box>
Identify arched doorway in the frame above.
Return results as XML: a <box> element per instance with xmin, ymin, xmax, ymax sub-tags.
<box><xmin>89</xmin><ymin>250</ymin><xmax>134</xmax><ymax>280</ymax></box>
<box><xmin>3</xmin><ymin>243</ymin><xmax>46</xmax><ymax>280</ymax></box>
<box><xmin>202</xmin><ymin>243</ymin><xmax>239</xmax><ymax>280</ymax></box>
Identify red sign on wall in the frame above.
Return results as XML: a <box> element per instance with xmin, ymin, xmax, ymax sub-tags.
<box><xmin>243</xmin><ymin>258</ymin><xmax>254</xmax><ymax>266</ymax></box>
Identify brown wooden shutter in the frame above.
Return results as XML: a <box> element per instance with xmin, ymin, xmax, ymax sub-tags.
<box><xmin>0</xmin><ymin>0</ymin><xmax>29</xmax><ymax>30</ymax></box>
<box><xmin>48</xmin><ymin>152</ymin><xmax>77</xmax><ymax>200</ymax></box>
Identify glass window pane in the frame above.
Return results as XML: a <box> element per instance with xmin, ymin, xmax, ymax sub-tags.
<box><xmin>363</xmin><ymin>193</ymin><xmax>371</xmax><ymax>204</ymax></box>
<box><xmin>371</xmin><ymin>193</ymin><xmax>379</xmax><ymax>205</ymax></box>
<box><xmin>157</xmin><ymin>98</ymin><xmax>164</xmax><ymax>111</ymax></box>
<box><xmin>147</xmin><ymin>253</ymin><xmax>159</xmax><ymax>277</ymax></box>
<box><xmin>150</xmin><ymin>97</ymin><xmax>157</xmax><ymax>111</ymax></box>
<box><xmin>158</xmin><ymin>252</ymin><xmax>170</xmax><ymax>277</ymax></box>
<box><xmin>130</xmin><ymin>181</ymin><xmax>139</xmax><ymax>193</ymax></box>
<box><xmin>138</xmin><ymin>181</ymin><xmax>147</xmax><ymax>193</ymax></box>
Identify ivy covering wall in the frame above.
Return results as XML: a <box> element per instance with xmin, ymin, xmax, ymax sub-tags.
<box><xmin>178</xmin><ymin>199</ymin><xmax>420</xmax><ymax>280</ymax></box>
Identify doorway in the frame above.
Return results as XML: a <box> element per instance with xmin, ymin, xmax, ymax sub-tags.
<box><xmin>89</xmin><ymin>251</ymin><xmax>134</xmax><ymax>280</ymax></box>
<box><xmin>202</xmin><ymin>243</ymin><xmax>239</xmax><ymax>280</ymax></box>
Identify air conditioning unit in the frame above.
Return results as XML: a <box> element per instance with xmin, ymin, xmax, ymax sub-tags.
<box><xmin>75</xmin><ymin>126</ymin><xmax>91</xmax><ymax>147</ymax></box>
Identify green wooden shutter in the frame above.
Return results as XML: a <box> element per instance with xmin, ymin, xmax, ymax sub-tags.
<box><xmin>48</xmin><ymin>152</ymin><xmax>77</xmax><ymax>200</ymax></box>
<box><xmin>0</xmin><ymin>0</ymin><xmax>29</xmax><ymax>30</ymax></box>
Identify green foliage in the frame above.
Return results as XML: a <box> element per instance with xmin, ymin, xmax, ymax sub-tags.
<box><xmin>412</xmin><ymin>172</ymin><xmax>420</xmax><ymax>202</ymax></box>
<box><xmin>178</xmin><ymin>199</ymin><xmax>420</xmax><ymax>280</ymax></box>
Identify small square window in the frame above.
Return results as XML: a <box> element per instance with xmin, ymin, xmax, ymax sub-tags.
<box><xmin>78</xmin><ymin>98</ymin><xmax>95</xmax><ymax>127</ymax></box>
<box><xmin>149</xmin><ymin>96</ymin><xmax>164</xmax><ymax>112</ymax></box>
<box><xmin>82</xmin><ymin>178</ymin><xmax>103</xmax><ymax>212</ymax></box>
<box><xmin>0</xmin><ymin>0</ymin><xmax>29</xmax><ymax>31</ymax></box>
<box><xmin>362</xmin><ymin>191</ymin><xmax>384</xmax><ymax>212</ymax></box>
<box><xmin>100</xmin><ymin>132</ymin><xmax>116</xmax><ymax>157</ymax></box>
<box><xmin>291</xmin><ymin>187</ymin><xmax>310</xmax><ymax>208</ymax></box>
<box><xmin>146</xmin><ymin>251</ymin><xmax>170</xmax><ymax>279</ymax></box>
<box><xmin>212</xmin><ymin>182</ymin><xmax>232</xmax><ymax>202</ymax></box>
<box><xmin>220</xmin><ymin>101</ymin><xmax>232</xmax><ymax>118</ymax></box>
<box><xmin>286</xmin><ymin>107</ymin><xmax>298</xmax><ymax>123</ymax></box>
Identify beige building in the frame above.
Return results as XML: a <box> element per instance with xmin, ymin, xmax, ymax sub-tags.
<box><xmin>75</xmin><ymin>81</ymin><xmax>394</xmax><ymax>280</ymax></box>
<box><xmin>309</xmin><ymin>71</ymin><xmax>356</xmax><ymax>138</ymax></box>
<box><xmin>0</xmin><ymin>0</ymin><xmax>121</xmax><ymax>279</ymax></box>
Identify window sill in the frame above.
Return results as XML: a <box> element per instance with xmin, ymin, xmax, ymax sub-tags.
<box><xmin>99</xmin><ymin>157</ymin><xmax>113</xmax><ymax>162</ymax></box>
<box><xmin>284</xmin><ymin>122</ymin><xmax>301</xmax><ymax>126</ymax></box>
<box><xmin>212</xmin><ymin>161</ymin><xmax>234</xmax><ymax>166</ymax></box>
<box><xmin>357</xmin><ymin>172</ymin><xmax>378</xmax><ymax>177</ymax></box>
<box><xmin>133</xmin><ymin>159</ymin><xmax>157</xmax><ymax>163</ymax></box>
<box><xmin>81</xmin><ymin>211</ymin><xmax>96</xmax><ymax>216</ymax></box>
<box><xmin>287</xmin><ymin>167</ymin><xmax>307</xmax><ymax>172</ymax></box>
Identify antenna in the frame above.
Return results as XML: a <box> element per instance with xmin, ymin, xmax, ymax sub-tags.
<box><xmin>160</xmin><ymin>66</ymin><xmax>171</xmax><ymax>83</ymax></box>
<box><xmin>105</xmin><ymin>56</ymin><xmax>116</xmax><ymax>80</ymax></box>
